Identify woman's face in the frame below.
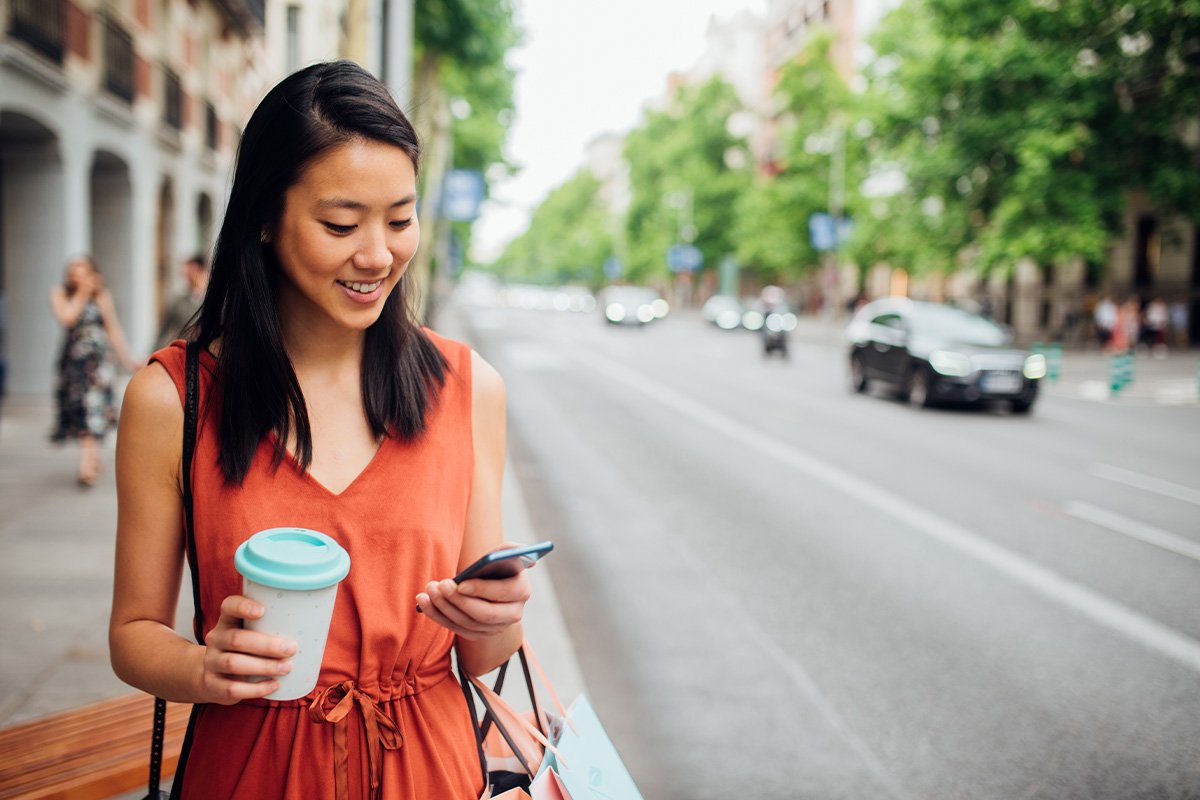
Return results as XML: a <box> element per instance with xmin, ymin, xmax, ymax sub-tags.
<box><xmin>66</xmin><ymin>259</ymin><xmax>93</xmax><ymax>289</ymax></box>
<box><xmin>271</xmin><ymin>138</ymin><xmax>419</xmax><ymax>335</ymax></box>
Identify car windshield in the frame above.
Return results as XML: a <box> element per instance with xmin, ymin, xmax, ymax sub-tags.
<box><xmin>910</xmin><ymin>305</ymin><xmax>1009</xmax><ymax>345</ymax></box>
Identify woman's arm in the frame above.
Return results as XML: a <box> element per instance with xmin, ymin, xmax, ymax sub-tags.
<box><xmin>49</xmin><ymin>285</ymin><xmax>91</xmax><ymax>329</ymax></box>
<box><xmin>418</xmin><ymin>351</ymin><xmax>529</xmax><ymax>676</ymax></box>
<box><xmin>109</xmin><ymin>362</ymin><xmax>296</xmax><ymax>703</ymax></box>
<box><xmin>95</xmin><ymin>290</ymin><xmax>140</xmax><ymax>372</ymax></box>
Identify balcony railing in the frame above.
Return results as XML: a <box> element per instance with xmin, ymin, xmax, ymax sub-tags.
<box><xmin>102</xmin><ymin>17</ymin><xmax>134</xmax><ymax>104</ymax></box>
<box><xmin>9</xmin><ymin>0</ymin><xmax>66</xmax><ymax>63</ymax></box>
<box><xmin>163</xmin><ymin>68</ymin><xmax>182</xmax><ymax>130</ymax></box>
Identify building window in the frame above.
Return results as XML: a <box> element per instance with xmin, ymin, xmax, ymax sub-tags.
<box><xmin>163</xmin><ymin>67</ymin><xmax>183</xmax><ymax>130</ymax></box>
<box><xmin>286</xmin><ymin>4</ymin><xmax>301</xmax><ymax>73</ymax></box>
<box><xmin>205</xmin><ymin>101</ymin><xmax>218</xmax><ymax>151</ymax></box>
<box><xmin>9</xmin><ymin>0</ymin><xmax>65</xmax><ymax>63</ymax></box>
<box><xmin>103</xmin><ymin>17</ymin><xmax>135</xmax><ymax>103</ymax></box>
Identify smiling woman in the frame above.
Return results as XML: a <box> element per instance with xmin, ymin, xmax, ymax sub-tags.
<box><xmin>109</xmin><ymin>61</ymin><xmax>530</xmax><ymax>800</ymax></box>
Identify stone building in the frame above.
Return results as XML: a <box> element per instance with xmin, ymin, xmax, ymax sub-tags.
<box><xmin>1</xmin><ymin>0</ymin><xmax>267</xmax><ymax>396</ymax></box>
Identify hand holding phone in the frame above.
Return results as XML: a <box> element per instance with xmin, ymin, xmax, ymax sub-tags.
<box><xmin>453</xmin><ymin>541</ymin><xmax>554</xmax><ymax>583</ymax></box>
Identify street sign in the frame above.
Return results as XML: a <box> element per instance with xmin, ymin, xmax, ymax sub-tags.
<box><xmin>442</xmin><ymin>169</ymin><xmax>485</xmax><ymax>222</ymax></box>
<box><xmin>667</xmin><ymin>243</ymin><xmax>703</xmax><ymax>272</ymax></box>
<box><xmin>603</xmin><ymin>256</ymin><xmax>623</xmax><ymax>280</ymax></box>
<box><xmin>809</xmin><ymin>212</ymin><xmax>853</xmax><ymax>252</ymax></box>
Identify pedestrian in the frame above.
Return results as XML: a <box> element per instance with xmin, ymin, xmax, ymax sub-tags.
<box><xmin>1143</xmin><ymin>297</ymin><xmax>1169</xmax><ymax>358</ymax></box>
<box><xmin>1169</xmin><ymin>299</ymin><xmax>1189</xmax><ymax>348</ymax></box>
<box><xmin>154</xmin><ymin>253</ymin><xmax>209</xmax><ymax>349</ymax></box>
<box><xmin>48</xmin><ymin>255</ymin><xmax>138</xmax><ymax>486</ymax></box>
<box><xmin>1093</xmin><ymin>295</ymin><xmax>1117</xmax><ymax>350</ymax></box>
<box><xmin>109</xmin><ymin>61</ymin><xmax>529</xmax><ymax>799</ymax></box>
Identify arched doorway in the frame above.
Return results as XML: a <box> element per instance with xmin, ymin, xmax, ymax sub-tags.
<box><xmin>196</xmin><ymin>191</ymin><xmax>213</xmax><ymax>259</ymax></box>
<box><xmin>0</xmin><ymin>110</ymin><xmax>63</xmax><ymax>396</ymax></box>
<box><xmin>89</xmin><ymin>149</ymin><xmax>133</xmax><ymax>333</ymax></box>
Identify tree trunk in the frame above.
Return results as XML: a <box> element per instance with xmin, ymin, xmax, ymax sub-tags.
<box><xmin>409</xmin><ymin>52</ymin><xmax>451</xmax><ymax>323</ymax></box>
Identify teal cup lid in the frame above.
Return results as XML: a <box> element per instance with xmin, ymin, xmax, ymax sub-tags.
<box><xmin>234</xmin><ymin>528</ymin><xmax>350</xmax><ymax>591</ymax></box>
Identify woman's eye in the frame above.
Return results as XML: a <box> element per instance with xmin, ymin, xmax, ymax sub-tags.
<box><xmin>323</xmin><ymin>222</ymin><xmax>355</xmax><ymax>234</ymax></box>
<box><xmin>390</xmin><ymin>218</ymin><xmax>414</xmax><ymax>230</ymax></box>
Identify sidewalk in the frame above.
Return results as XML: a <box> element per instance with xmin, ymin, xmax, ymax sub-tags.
<box><xmin>0</xmin><ymin>322</ymin><xmax>583</xmax><ymax>795</ymax></box>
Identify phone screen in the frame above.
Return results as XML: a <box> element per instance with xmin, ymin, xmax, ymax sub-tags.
<box><xmin>453</xmin><ymin>541</ymin><xmax>554</xmax><ymax>583</ymax></box>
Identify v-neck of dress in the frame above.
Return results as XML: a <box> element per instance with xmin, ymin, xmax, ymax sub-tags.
<box><xmin>269</xmin><ymin>431</ymin><xmax>388</xmax><ymax>499</ymax></box>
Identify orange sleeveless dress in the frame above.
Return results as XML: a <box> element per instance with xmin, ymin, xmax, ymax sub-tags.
<box><xmin>152</xmin><ymin>332</ymin><xmax>485</xmax><ymax>800</ymax></box>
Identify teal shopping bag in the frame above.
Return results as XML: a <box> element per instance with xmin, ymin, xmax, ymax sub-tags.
<box><xmin>533</xmin><ymin>695</ymin><xmax>644</xmax><ymax>800</ymax></box>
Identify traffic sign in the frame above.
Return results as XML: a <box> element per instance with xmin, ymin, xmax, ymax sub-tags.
<box><xmin>667</xmin><ymin>243</ymin><xmax>703</xmax><ymax>272</ymax></box>
<box><xmin>442</xmin><ymin>169</ymin><xmax>485</xmax><ymax>222</ymax></box>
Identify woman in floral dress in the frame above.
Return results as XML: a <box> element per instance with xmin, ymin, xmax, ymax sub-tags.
<box><xmin>49</xmin><ymin>256</ymin><xmax>136</xmax><ymax>485</ymax></box>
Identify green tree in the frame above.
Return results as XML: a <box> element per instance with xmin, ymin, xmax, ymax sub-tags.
<box><xmin>863</xmin><ymin>0</ymin><xmax>1200</xmax><ymax>277</ymax></box>
<box><xmin>734</xmin><ymin>32</ymin><xmax>870</xmax><ymax>284</ymax></box>
<box><xmin>410</xmin><ymin>0</ymin><xmax>518</xmax><ymax>314</ymax></box>
<box><xmin>492</xmin><ymin>169</ymin><xmax>616</xmax><ymax>285</ymax></box>
<box><xmin>622</xmin><ymin>77</ymin><xmax>751</xmax><ymax>285</ymax></box>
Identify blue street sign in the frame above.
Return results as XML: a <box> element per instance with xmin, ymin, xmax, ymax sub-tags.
<box><xmin>809</xmin><ymin>213</ymin><xmax>853</xmax><ymax>252</ymax></box>
<box><xmin>667</xmin><ymin>243</ymin><xmax>703</xmax><ymax>272</ymax></box>
<box><xmin>603</xmin><ymin>256</ymin><xmax>623</xmax><ymax>280</ymax></box>
<box><xmin>442</xmin><ymin>169</ymin><xmax>485</xmax><ymax>222</ymax></box>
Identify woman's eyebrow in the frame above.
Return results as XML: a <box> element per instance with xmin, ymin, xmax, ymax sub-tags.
<box><xmin>313</xmin><ymin>194</ymin><xmax>417</xmax><ymax>211</ymax></box>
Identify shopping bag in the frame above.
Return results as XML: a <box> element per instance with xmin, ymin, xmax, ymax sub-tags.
<box><xmin>532</xmin><ymin>694</ymin><xmax>644</xmax><ymax>800</ymax></box>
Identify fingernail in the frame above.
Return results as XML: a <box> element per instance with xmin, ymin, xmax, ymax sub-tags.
<box><xmin>284</xmin><ymin>641</ymin><xmax>298</xmax><ymax>655</ymax></box>
<box><xmin>279</xmin><ymin>661</ymin><xmax>292</xmax><ymax>675</ymax></box>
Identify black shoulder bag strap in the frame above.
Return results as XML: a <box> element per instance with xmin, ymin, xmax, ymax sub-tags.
<box><xmin>145</xmin><ymin>342</ymin><xmax>204</xmax><ymax>800</ymax></box>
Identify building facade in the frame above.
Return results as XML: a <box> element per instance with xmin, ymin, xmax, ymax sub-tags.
<box><xmin>1</xmin><ymin>0</ymin><xmax>267</xmax><ymax>396</ymax></box>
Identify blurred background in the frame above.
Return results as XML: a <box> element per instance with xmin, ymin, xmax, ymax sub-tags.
<box><xmin>1</xmin><ymin>1</ymin><xmax>1199</xmax><ymax>798</ymax></box>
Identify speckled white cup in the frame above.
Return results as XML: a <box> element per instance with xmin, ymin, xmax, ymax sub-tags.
<box><xmin>234</xmin><ymin>528</ymin><xmax>351</xmax><ymax>701</ymax></box>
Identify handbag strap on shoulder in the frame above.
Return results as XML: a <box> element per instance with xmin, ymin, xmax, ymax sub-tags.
<box><xmin>147</xmin><ymin>341</ymin><xmax>204</xmax><ymax>798</ymax></box>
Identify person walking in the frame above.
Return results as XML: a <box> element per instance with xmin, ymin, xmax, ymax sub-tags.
<box><xmin>48</xmin><ymin>255</ymin><xmax>137</xmax><ymax>486</ymax></box>
<box><xmin>1093</xmin><ymin>295</ymin><xmax>1117</xmax><ymax>350</ymax></box>
<box><xmin>109</xmin><ymin>61</ymin><xmax>529</xmax><ymax>799</ymax></box>
<box><xmin>155</xmin><ymin>253</ymin><xmax>209</xmax><ymax>349</ymax></box>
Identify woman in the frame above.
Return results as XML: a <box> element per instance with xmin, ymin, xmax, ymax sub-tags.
<box><xmin>49</xmin><ymin>255</ymin><xmax>137</xmax><ymax>485</ymax></box>
<box><xmin>109</xmin><ymin>61</ymin><xmax>528</xmax><ymax>799</ymax></box>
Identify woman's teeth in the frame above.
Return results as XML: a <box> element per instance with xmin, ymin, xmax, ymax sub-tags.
<box><xmin>339</xmin><ymin>279</ymin><xmax>383</xmax><ymax>294</ymax></box>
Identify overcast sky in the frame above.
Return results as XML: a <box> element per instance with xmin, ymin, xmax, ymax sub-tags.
<box><xmin>470</xmin><ymin>0</ymin><xmax>767</xmax><ymax>261</ymax></box>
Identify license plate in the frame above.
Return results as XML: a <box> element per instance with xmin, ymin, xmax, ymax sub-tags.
<box><xmin>981</xmin><ymin>372</ymin><xmax>1022</xmax><ymax>394</ymax></box>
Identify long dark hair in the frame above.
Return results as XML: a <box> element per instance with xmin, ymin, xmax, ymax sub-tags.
<box><xmin>196</xmin><ymin>60</ymin><xmax>448</xmax><ymax>484</ymax></box>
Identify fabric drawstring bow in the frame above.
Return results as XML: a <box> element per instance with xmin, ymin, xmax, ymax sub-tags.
<box><xmin>309</xmin><ymin>681</ymin><xmax>403</xmax><ymax>800</ymax></box>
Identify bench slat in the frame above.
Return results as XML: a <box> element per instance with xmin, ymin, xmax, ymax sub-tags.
<box><xmin>0</xmin><ymin>694</ymin><xmax>192</xmax><ymax>800</ymax></box>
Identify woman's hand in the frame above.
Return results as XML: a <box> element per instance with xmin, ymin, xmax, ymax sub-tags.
<box><xmin>416</xmin><ymin>570</ymin><xmax>532</xmax><ymax>642</ymax></box>
<box><xmin>197</xmin><ymin>595</ymin><xmax>297</xmax><ymax>705</ymax></box>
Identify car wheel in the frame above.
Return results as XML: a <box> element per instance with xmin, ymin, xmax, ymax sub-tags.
<box><xmin>849</xmin><ymin>356</ymin><xmax>868</xmax><ymax>393</ymax></box>
<box><xmin>1011</xmin><ymin>398</ymin><xmax>1034</xmax><ymax>414</ymax></box>
<box><xmin>907</xmin><ymin>367</ymin><xmax>932</xmax><ymax>408</ymax></box>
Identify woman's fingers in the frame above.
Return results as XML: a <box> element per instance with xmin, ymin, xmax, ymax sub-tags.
<box><xmin>199</xmin><ymin>595</ymin><xmax>297</xmax><ymax>704</ymax></box>
<box><xmin>417</xmin><ymin>578</ymin><xmax>528</xmax><ymax>640</ymax></box>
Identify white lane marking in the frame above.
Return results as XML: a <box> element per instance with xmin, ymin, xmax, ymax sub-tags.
<box><xmin>1090</xmin><ymin>464</ymin><xmax>1200</xmax><ymax>507</ymax></box>
<box><xmin>1065</xmin><ymin>501</ymin><xmax>1200</xmax><ymax>563</ymax></box>
<box><xmin>577</xmin><ymin>351</ymin><xmax>1200</xmax><ymax>674</ymax></box>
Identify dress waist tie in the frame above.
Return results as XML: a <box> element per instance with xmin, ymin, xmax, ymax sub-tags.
<box><xmin>309</xmin><ymin>681</ymin><xmax>403</xmax><ymax>800</ymax></box>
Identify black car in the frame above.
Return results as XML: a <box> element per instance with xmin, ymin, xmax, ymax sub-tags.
<box><xmin>846</xmin><ymin>298</ymin><xmax>1046</xmax><ymax>413</ymax></box>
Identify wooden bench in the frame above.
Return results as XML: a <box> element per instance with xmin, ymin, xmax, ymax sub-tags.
<box><xmin>0</xmin><ymin>694</ymin><xmax>192</xmax><ymax>800</ymax></box>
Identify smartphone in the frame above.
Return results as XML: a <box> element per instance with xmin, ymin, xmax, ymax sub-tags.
<box><xmin>453</xmin><ymin>541</ymin><xmax>554</xmax><ymax>583</ymax></box>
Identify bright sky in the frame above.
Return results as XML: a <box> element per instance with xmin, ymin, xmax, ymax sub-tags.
<box><xmin>471</xmin><ymin>0</ymin><xmax>768</xmax><ymax>262</ymax></box>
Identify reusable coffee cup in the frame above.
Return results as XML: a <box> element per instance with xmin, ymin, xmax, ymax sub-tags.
<box><xmin>234</xmin><ymin>527</ymin><xmax>351</xmax><ymax>701</ymax></box>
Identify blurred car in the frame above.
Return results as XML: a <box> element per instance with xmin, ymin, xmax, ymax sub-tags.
<box><xmin>602</xmin><ymin>286</ymin><xmax>669</xmax><ymax>325</ymax></box>
<box><xmin>701</xmin><ymin>294</ymin><xmax>745</xmax><ymax>330</ymax></box>
<box><xmin>845</xmin><ymin>298</ymin><xmax>1045</xmax><ymax>413</ymax></box>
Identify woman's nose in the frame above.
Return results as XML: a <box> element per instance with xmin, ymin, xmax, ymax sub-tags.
<box><xmin>354</xmin><ymin>227</ymin><xmax>394</xmax><ymax>271</ymax></box>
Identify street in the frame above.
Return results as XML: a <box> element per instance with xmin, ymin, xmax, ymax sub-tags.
<box><xmin>456</xmin><ymin>297</ymin><xmax>1200</xmax><ymax>800</ymax></box>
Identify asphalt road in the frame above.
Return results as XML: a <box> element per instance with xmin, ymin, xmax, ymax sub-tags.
<box><xmin>458</xmin><ymin>299</ymin><xmax>1200</xmax><ymax>800</ymax></box>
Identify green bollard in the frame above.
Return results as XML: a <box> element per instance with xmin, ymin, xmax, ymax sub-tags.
<box><xmin>1123</xmin><ymin>351</ymin><xmax>1135</xmax><ymax>387</ymax></box>
<box><xmin>1048</xmin><ymin>343</ymin><xmax>1062</xmax><ymax>382</ymax></box>
<box><xmin>1110</xmin><ymin>354</ymin><xmax>1123</xmax><ymax>396</ymax></box>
